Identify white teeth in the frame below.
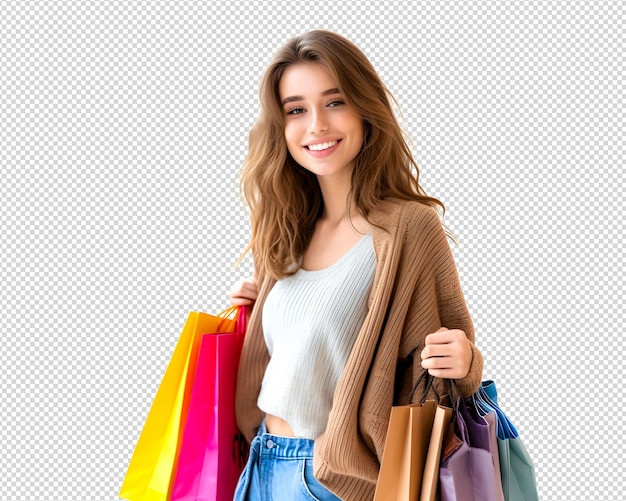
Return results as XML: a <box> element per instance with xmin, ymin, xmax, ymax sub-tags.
<box><xmin>307</xmin><ymin>140</ymin><xmax>338</xmax><ymax>151</ymax></box>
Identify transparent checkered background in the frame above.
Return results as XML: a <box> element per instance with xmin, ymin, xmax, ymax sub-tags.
<box><xmin>1</xmin><ymin>1</ymin><xmax>623</xmax><ymax>499</ymax></box>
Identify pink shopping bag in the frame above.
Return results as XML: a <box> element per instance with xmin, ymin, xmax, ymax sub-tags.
<box><xmin>171</xmin><ymin>306</ymin><xmax>248</xmax><ymax>501</ymax></box>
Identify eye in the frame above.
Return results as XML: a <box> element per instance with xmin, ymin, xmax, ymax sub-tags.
<box><xmin>327</xmin><ymin>99</ymin><xmax>345</xmax><ymax>108</ymax></box>
<box><xmin>286</xmin><ymin>106</ymin><xmax>305</xmax><ymax>115</ymax></box>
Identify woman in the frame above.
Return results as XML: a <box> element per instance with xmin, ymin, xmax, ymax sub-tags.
<box><xmin>230</xmin><ymin>29</ymin><xmax>484</xmax><ymax>501</ymax></box>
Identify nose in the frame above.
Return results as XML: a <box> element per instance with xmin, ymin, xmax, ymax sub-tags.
<box><xmin>308</xmin><ymin>108</ymin><xmax>329</xmax><ymax>134</ymax></box>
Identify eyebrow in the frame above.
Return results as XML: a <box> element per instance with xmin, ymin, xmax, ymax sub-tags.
<box><xmin>281</xmin><ymin>87</ymin><xmax>342</xmax><ymax>106</ymax></box>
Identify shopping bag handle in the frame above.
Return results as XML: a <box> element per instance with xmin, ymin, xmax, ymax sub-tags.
<box><xmin>236</xmin><ymin>305</ymin><xmax>247</xmax><ymax>335</ymax></box>
<box><xmin>216</xmin><ymin>305</ymin><xmax>247</xmax><ymax>335</ymax></box>
<box><xmin>409</xmin><ymin>371</ymin><xmax>434</xmax><ymax>403</ymax></box>
<box><xmin>408</xmin><ymin>371</ymin><xmax>460</xmax><ymax>406</ymax></box>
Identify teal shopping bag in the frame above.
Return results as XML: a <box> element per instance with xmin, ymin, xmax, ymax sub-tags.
<box><xmin>479</xmin><ymin>381</ymin><xmax>539</xmax><ymax>501</ymax></box>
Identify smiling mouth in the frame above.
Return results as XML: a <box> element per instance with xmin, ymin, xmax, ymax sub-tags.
<box><xmin>306</xmin><ymin>140</ymin><xmax>339</xmax><ymax>151</ymax></box>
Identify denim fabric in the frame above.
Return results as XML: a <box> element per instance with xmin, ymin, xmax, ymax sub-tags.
<box><xmin>233</xmin><ymin>422</ymin><xmax>341</xmax><ymax>501</ymax></box>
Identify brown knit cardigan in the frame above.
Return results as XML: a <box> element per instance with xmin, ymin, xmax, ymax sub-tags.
<box><xmin>235</xmin><ymin>198</ymin><xmax>484</xmax><ymax>500</ymax></box>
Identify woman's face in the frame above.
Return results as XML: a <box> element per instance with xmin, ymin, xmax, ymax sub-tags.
<box><xmin>278</xmin><ymin>63</ymin><xmax>364</xmax><ymax>182</ymax></box>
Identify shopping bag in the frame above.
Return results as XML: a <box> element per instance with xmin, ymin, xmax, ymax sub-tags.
<box><xmin>374</xmin><ymin>399</ymin><xmax>438</xmax><ymax>500</ymax></box>
<box><xmin>476</xmin><ymin>381</ymin><xmax>518</xmax><ymax>439</ymax></box>
<box><xmin>439</xmin><ymin>399</ymin><xmax>502</xmax><ymax>501</ymax></box>
<box><xmin>497</xmin><ymin>437</ymin><xmax>538</xmax><ymax>501</ymax></box>
<box><xmin>119</xmin><ymin>308</ymin><xmax>239</xmax><ymax>501</ymax></box>
<box><xmin>458</xmin><ymin>404</ymin><xmax>505</xmax><ymax>501</ymax></box>
<box><xmin>171</xmin><ymin>306</ymin><xmax>247</xmax><ymax>501</ymax></box>
<box><xmin>420</xmin><ymin>402</ymin><xmax>453</xmax><ymax>501</ymax></box>
<box><xmin>484</xmin><ymin>411</ymin><xmax>505</xmax><ymax>501</ymax></box>
<box><xmin>477</xmin><ymin>381</ymin><xmax>538</xmax><ymax>501</ymax></box>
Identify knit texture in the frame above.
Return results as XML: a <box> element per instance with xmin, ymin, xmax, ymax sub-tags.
<box><xmin>258</xmin><ymin>233</ymin><xmax>376</xmax><ymax>439</ymax></box>
<box><xmin>236</xmin><ymin>199</ymin><xmax>484</xmax><ymax>501</ymax></box>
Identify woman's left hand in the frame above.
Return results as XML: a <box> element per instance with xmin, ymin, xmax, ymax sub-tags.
<box><xmin>420</xmin><ymin>327</ymin><xmax>473</xmax><ymax>379</ymax></box>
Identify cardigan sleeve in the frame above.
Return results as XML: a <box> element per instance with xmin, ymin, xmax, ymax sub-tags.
<box><xmin>432</xmin><ymin>224</ymin><xmax>484</xmax><ymax>397</ymax></box>
<box><xmin>400</xmin><ymin>206</ymin><xmax>484</xmax><ymax>400</ymax></box>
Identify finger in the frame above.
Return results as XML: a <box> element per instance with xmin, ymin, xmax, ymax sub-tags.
<box><xmin>242</xmin><ymin>278</ymin><xmax>258</xmax><ymax>295</ymax></box>
<box><xmin>424</xmin><ymin>332</ymin><xmax>448</xmax><ymax>346</ymax></box>
<box><xmin>242</xmin><ymin>277</ymin><xmax>257</xmax><ymax>287</ymax></box>
<box><xmin>421</xmin><ymin>355</ymin><xmax>453</xmax><ymax>370</ymax></box>
<box><xmin>230</xmin><ymin>291</ymin><xmax>257</xmax><ymax>302</ymax></box>
<box><xmin>229</xmin><ymin>278</ymin><xmax>258</xmax><ymax>300</ymax></box>
<box><xmin>424</xmin><ymin>327</ymin><xmax>450</xmax><ymax>346</ymax></box>
<box><xmin>230</xmin><ymin>276</ymin><xmax>258</xmax><ymax>306</ymax></box>
<box><xmin>421</xmin><ymin>343</ymin><xmax>453</xmax><ymax>360</ymax></box>
<box><xmin>425</xmin><ymin>328</ymin><xmax>466</xmax><ymax>346</ymax></box>
<box><xmin>425</xmin><ymin>367</ymin><xmax>467</xmax><ymax>379</ymax></box>
<box><xmin>421</xmin><ymin>355</ymin><xmax>468</xmax><ymax>378</ymax></box>
<box><xmin>231</xmin><ymin>297</ymin><xmax>255</xmax><ymax>306</ymax></box>
<box><xmin>238</xmin><ymin>284</ymin><xmax>258</xmax><ymax>300</ymax></box>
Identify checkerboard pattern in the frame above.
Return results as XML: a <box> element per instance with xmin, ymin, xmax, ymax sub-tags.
<box><xmin>1</xmin><ymin>1</ymin><xmax>623</xmax><ymax>499</ymax></box>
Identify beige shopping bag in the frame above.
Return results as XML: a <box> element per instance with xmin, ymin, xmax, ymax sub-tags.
<box><xmin>374</xmin><ymin>400</ymin><xmax>438</xmax><ymax>501</ymax></box>
<box><xmin>420</xmin><ymin>403</ymin><xmax>453</xmax><ymax>501</ymax></box>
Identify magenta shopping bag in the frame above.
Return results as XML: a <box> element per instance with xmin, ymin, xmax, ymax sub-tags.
<box><xmin>171</xmin><ymin>306</ymin><xmax>248</xmax><ymax>501</ymax></box>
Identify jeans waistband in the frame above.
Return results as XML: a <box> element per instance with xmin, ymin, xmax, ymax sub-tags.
<box><xmin>254</xmin><ymin>420</ymin><xmax>315</xmax><ymax>459</ymax></box>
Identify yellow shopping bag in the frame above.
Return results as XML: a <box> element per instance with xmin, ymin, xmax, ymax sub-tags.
<box><xmin>119</xmin><ymin>308</ymin><xmax>240</xmax><ymax>501</ymax></box>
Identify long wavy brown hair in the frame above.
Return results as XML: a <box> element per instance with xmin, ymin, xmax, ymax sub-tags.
<box><xmin>239</xmin><ymin>30</ymin><xmax>450</xmax><ymax>280</ymax></box>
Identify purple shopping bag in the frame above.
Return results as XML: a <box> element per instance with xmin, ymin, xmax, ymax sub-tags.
<box><xmin>171</xmin><ymin>306</ymin><xmax>248</xmax><ymax>501</ymax></box>
<box><xmin>439</xmin><ymin>400</ymin><xmax>501</xmax><ymax>501</ymax></box>
<box><xmin>460</xmin><ymin>403</ymin><xmax>505</xmax><ymax>501</ymax></box>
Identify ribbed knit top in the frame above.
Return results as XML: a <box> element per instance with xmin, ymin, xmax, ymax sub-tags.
<box><xmin>257</xmin><ymin>233</ymin><xmax>376</xmax><ymax>439</ymax></box>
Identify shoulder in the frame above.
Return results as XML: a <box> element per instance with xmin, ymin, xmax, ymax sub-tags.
<box><xmin>369</xmin><ymin>198</ymin><xmax>445</xmax><ymax>239</ymax></box>
<box><xmin>368</xmin><ymin>199</ymin><xmax>450</xmax><ymax>271</ymax></box>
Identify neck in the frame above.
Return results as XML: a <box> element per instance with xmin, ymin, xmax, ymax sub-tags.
<box><xmin>317</xmin><ymin>171</ymin><xmax>354</xmax><ymax>224</ymax></box>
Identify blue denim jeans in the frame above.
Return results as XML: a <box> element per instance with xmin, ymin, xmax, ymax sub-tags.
<box><xmin>233</xmin><ymin>422</ymin><xmax>341</xmax><ymax>501</ymax></box>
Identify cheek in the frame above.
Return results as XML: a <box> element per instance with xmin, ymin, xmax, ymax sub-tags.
<box><xmin>283</xmin><ymin>124</ymin><xmax>301</xmax><ymax>153</ymax></box>
<box><xmin>351</xmin><ymin>122</ymin><xmax>365</xmax><ymax>148</ymax></box>
<box><xmin>344</xmin><ymin>115</ymin><xmax>364</xmax><ymax>142</ymax></box>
